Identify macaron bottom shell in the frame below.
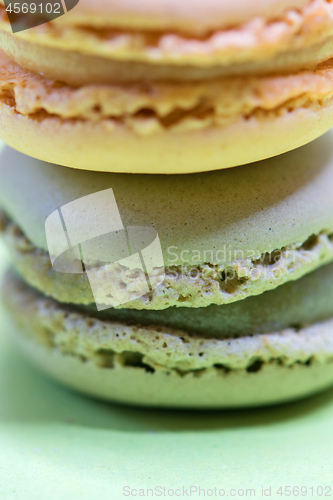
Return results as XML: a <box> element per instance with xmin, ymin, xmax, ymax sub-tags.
<box><xmin>3</xmin><ymin>270</ymin><xmax>333</xmax><ymax>408</ymax></box>
<box><xmin>3</xmin><ymin>101</ymin><xmax>333</xmax><ymax>174</ymax></box>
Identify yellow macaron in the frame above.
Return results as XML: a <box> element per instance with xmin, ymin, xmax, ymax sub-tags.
<box><xmin>1</xmin><ymin>0</ymin><xmax>333</xmax><ymax>172</ymax></box>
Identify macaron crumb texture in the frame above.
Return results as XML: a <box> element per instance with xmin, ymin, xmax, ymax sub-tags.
<box><xmin>0</xmin><ymin>0</ymin><xmax>333</xmax><ymax>407</ymax></box>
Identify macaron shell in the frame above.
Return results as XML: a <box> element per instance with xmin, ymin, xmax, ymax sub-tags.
<box><xmin>13</xmin><ymin>337</ymin><xmax>333</xmax><ymax>408</ymax></box>
<box><xmin>0</xmin><ymin>29</ymin><xmax>333</xmax><ymax>86</ymax></box>
<box><xmin>55</xmin><ymin>0</ymin><xmax>310</xmax><ymax>33</ymax></box>
<box><xmin>1</xmin><ymin>133</ymin><xmax>333</xmax><ymax>264</ymax></box>
<box><xmin>1</xmin><ymin>0</ymin><xmax>333</xmax><ymax>77</ymax></box>
<box><xmin>3</xmin><ymin>271</ymin><xmax>333</xmax><ymax>408</ymax></box>
<box><xmin>0</xmin><ymin>0</ymin><xmax>311</xmax><ymax>33</ymax></box>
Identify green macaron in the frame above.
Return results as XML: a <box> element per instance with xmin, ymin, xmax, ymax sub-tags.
<box><xmin>1</xmin><ymin>131</ymin><xmax>333</xmax><ymax>407</ymax></box>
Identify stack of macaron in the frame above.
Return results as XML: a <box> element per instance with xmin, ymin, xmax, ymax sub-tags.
<box><xmin>0</xmin><ymin>0</ymin><xmax>333</xmax><ymax>407</ymax></box>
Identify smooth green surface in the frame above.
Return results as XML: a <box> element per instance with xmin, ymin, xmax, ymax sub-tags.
<box><xmin>0</xmin><ymin>242</ymin><xmax>332</xmax><ymax>499</ymax></box>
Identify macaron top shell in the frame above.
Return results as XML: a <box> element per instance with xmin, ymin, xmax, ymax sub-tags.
<box><xmin>0</xmin><ymin>0</ymin><xmax>310</xmax><ymax>33</ymax></box>
<box><xmin>0</xmin><ymin>132</ymin><xmax>333</xmax><ymax>267</ymax></box>
<box><xmin>58</xmin><ymin>0</ymin><xmax>309</xmax><ymax>33</ymax></box>
<box><xmin>1</xmin><ymin>0</ymin><xmax>333</xmax><ymax>76</ymax></box>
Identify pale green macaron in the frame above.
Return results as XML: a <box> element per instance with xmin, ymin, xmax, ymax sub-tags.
<box><xmin>3</xmin><ymin>263</ymin><xmax>333</xmax><ymax>408</ymax></box>
<box><xmin>1</xmin><ymin>131</ymin><xmax>333</xmax><ymax>310</ymax></box>
<box><xmin>1</xmin><ymin>132</ymin><xmax>333</xmax><ymax>407</ymax></box>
